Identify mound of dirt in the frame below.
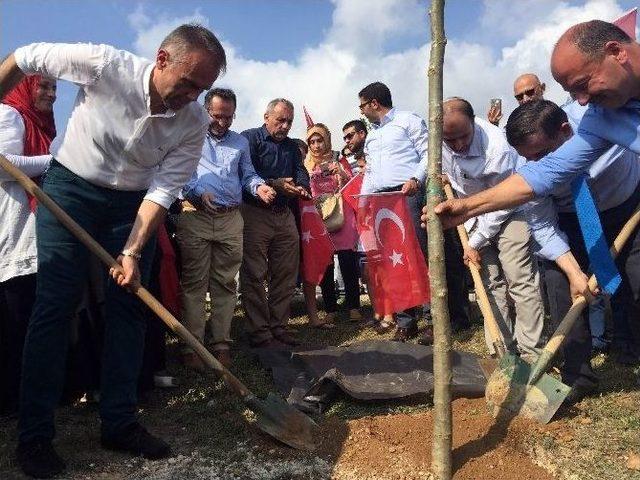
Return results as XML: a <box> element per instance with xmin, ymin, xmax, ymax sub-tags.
<box><xmin>317</xmin><ymin>397</ymin><xmax>555</xmax><ymax>480</ymax></box>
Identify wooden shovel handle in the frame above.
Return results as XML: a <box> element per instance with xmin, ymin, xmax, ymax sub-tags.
<box><xmin>0</xmin><ymin>154</ymin><xmax>251</xmax><ymax>398</ymax></box>
<box><xmin>444</xmin><ymin>184</ymin><xmax>506</xmax><ymax>356</ymax></box>
<box><xmin>543</xmin><ymin>205</ymin><xmax>640</xmax><ymax>356</ymax></box>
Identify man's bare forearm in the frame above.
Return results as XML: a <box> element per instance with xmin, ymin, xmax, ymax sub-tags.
<box><xmin>123</xmin><ymin>199</ymin><xmax>167</xmax><ymax>254</ymax></box>
<box><xmin>462</xmin><ymin>174</ymin><xmax>535</xmax><ymax>217</ymax></box>
<box><xmin>0</xmin><ymin>54</ymin><xmax>26</xmax><ymax>101</ymax></box>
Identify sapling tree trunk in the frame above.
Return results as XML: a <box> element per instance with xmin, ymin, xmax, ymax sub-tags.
<box><xmin>425</xmin><ymin>0</ymin><xmax>452</xmax><ymax>479</ymax></box>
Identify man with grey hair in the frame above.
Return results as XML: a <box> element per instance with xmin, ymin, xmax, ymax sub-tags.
<box><xmin>240</xmin><ymin>99</ymin><xmax>310</xmax><ymax>348</ymax></box>
<box><xmin>0</xmin><ymin>23</ymin><xmax>225</xmax><ymax>477</ymax></box>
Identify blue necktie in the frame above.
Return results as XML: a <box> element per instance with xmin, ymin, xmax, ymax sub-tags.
<box><xmin>571</xmin><ymin>175</ymin><xmax>621</xmax><ymax>295</ymax></box>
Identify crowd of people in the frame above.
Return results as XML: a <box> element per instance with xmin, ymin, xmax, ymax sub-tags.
<box><xmin>1</xmin><ymin>18</ymin><xmax>640</xmax><ymax>480</ymax></box>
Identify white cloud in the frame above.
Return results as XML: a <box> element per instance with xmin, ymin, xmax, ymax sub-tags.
<box><xmin>126</xmin><ymin>0</ymin><xmax>628</xmax><ymax>141</ymax></box>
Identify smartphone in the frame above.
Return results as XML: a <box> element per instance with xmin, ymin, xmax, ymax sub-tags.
<box><xmin>490</xmin><ymin>98</ymin><xmax>502</xmax><ymax>111</ymax></box>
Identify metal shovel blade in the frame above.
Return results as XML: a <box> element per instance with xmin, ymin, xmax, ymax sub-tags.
<box><xmin>245</xmin><ymin>393</ymin><xmax>318</xmax><ymax>451</ymax></box>
<box><xmin>485</xmin><ymin>354</ymin><xmax>571</xmax><ymax>424</ymax></box>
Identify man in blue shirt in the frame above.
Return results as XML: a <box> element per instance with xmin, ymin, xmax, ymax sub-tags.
<box><xmin>358</xmin><ymin>82</ymin><xmax>470</xmax><ymax>343</ymax></box>
<box><xmin>240</xmin><ymin>99</ymin><xmax>311</xmax><ymax>348</ymax></box>
<box><xmin>434</xmin><ymin>21</ymin><xmax>640</xmax><ymax>264</ymax></box>
<box><xmin>507</xmin><ymin>99</ymin><xmax>640</xmax><ymax>402</ymax></box>
<box><xmin>178</xmin><ymin>88</ymin><xmax>275</xmax><ymax>370</ymax></box>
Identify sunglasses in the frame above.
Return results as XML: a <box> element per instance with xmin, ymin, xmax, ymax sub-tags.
<box><xmin>514</xmin><ymin>88</ymin><xmax>536</xmax><ymax>101</ymax></box>
<box><xmin>343</xmin><ymin>131</ymin><xmax>356</xmax><ymax>141</ymax></box>
<box><xmin>358</xmin><ymin>100</ymin><xmax>372</xmax><ymax>110</ymax></box>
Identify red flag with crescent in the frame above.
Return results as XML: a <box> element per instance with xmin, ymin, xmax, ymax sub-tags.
<box><xmin>340</xmin><ymin>172</ymin><xmax>363</xmax><ymax>212</ymax></box>
<box><xmin>299</xmin><ymin>198</ymin><xmax>335</xmax><ymax>285</ymax></box>
<box><xmin>356</xmin><ymin>192</ymin><xmax>430</xmax><ymax>315</ymax></box>
<box><xmin>614</xmin><ymin>8</ymin><xmax>637</xmax><ymax>40</ymax></box>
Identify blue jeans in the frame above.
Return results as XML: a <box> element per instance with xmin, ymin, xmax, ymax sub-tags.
<box><xmin>19</xmin><ymin>160</ymin><xmax>156</xmax><ymax>442</ymax></box>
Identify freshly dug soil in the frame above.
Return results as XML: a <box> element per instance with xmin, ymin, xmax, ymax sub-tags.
<box><xmin>318</xmin><ymin>397</ymin><xmax>555</xmax><ymax>480</ymax></box>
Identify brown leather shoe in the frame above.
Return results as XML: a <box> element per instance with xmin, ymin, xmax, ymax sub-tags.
<box><xmin>181</xmin><ymin>352</ymin><xmax>206</xmax><ymax>372</ymax></box>
<box><xmin>273</xmin><ymin>331</ymin><xmax>300</xmax><ymax>346</ymax></box>
<box><xmin>417</xmin><ymin>325</ymin><xmax>434</xmax><ymax>346</ymax></box>
<box><xmin>392</xmin><ymin>325</ymin><xmax>418</xmax><ymax>342</ymax></box>
<box><xmin>213</xmin><ymin>350</ymin><xmax>232</xmax><ymax>369</ymax></box>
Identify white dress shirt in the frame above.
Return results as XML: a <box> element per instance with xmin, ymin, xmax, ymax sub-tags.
<box><xmin>0</xmin><ymin>105</ymin><xmax>51</xmax><ymax>282</ymax></box>
<box><xmin>14</xmin><ymin>42</ymin><xmax>210</xmax><ymax>209</ymax></box>
<box><xmin>361</xmin><ymin>108</ymin><xmax>429</xmax><ymax>194</ymax></box>
<box><xmin>442</xmin><ymin>117</ymin><xmax>521</xmax><ymax>250</ymax></box>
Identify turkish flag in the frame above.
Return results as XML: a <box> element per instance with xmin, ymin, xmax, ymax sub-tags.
<box><xmin>157</xmin><ymin>224</ymin><xmax>181</xmax><ymax>317</ymax></box>
<box><xmin>299</xmin><ymin>199</ymin><xmax>335</xmax><ymax>285</ymax></box>
<box><xmin>356</xmin><ymin>192</ymin><xmax>430</xmax><ymax>315</ymax></box>
<box><xmin>614</xmin><ymin>8</ymin><xmax>637</xmax><ymax>40</ymax></box>
<box><xmin>340</xmin><ymin>172</ymin><xmax>363</xmax><ymax>212</ymax></box>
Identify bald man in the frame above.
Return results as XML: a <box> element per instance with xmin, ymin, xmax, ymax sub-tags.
<box><xmin>442</xmin><ymin>97</ymin><xmax>544</xmax><ymax>358</ymax></box>
<box><xmin>431</xmin><ymin>21</ymin><xmax>640</xmax><ymax>382</ymax></box>
<box><xmin>513</xmin><ymin>73</ymin><xmax>546</xmax><ymax>104</ymax></box>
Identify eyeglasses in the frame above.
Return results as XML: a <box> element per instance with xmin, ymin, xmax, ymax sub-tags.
<box><xmin>358</xmin><ymin>100</ymin><xmax>372</xmax><ymax>111</ymax></box>
<box><xmin>208</xmin><ymin>111</ymin><xmax>236</xmax><ymax>123</ymax></box>
<box><xmin>343</xmin><ymin>131</ymin><xmax>356</xmax><ymax>141</ymax></box>
<box><xmin>514</xmin><ymin>88</ymin><xmax>536</xmax><ymax>101</ymax></box>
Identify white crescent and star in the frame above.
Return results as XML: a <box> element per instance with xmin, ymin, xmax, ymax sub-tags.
<box><xmin>374</xmin><ymin>208</ymin><xmax>406</xmax><ymax>247</ymax></box>
<box><xmin>389</xmin><ymin>250</ymin><xmax>404</xmax><ymax>266</ymax></box>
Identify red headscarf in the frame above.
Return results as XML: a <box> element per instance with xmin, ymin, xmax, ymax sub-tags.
<box><xmin>2</xmin><ymin>75</ymin><xmax>56</xmax><ymax>155</ymax></box>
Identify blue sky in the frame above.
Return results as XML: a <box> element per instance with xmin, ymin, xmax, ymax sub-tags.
<box><xmin>1</xmin><ymin>0</ymin><xmax>638</xmax><ymax>138</ymax></box>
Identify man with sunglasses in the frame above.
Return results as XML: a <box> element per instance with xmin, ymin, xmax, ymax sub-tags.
<box><xmin>342</xmin><ymin>119</ymin><xmax>367</xmax><ymax>173</ymax></box>
<box><xmin>513</xmin><ymin>73</ymin><xmax>546</xmax><ymax>105</ymax></box>
<box><xmin>177</xmin><ymin>88</ymin><xmax>275</xmax><ymax>371</ymax></box>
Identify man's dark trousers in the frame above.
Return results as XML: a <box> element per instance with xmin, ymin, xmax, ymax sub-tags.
<box><xmin>544</xmin><ymin>182</ymin><xmax>640</xmax><ymax>388</ymax></box>
<box><xmin>19</xmin><ymin>160</ymin><xmax>156</xmax><ymax>442</ymax></box>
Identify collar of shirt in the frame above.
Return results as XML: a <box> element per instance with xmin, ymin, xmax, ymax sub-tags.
<box><xmin>141</xmin><ymin>64</ymin><xmax>176</xmax><ymax>119</ymax></box>
<box><xmin>208</xmin><ymin>130</ymin><xmax>230</xmax><ymax>145</ymax></box>
<box><xmin>373</xmin><ymin>107</ymin><xmax>396</xmax><ymax>129</ymax></box>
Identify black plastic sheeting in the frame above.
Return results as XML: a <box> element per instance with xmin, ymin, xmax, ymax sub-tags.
<box><xmin>253</xmin><ymin>340</ymin><xmax>487</xmax><ymax>414</ymax></box>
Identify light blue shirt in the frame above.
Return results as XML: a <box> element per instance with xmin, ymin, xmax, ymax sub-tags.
<box><xmin>361</xmin><ymin>108</ymin><xmax>429</xmax><ymax>194</ymax></box>
<box><xmin>443</xmin><ymin>117</ymin><xmax>522</xmax><ymax>250</ymax></box>
<box><xmin>523</xmin><ymin>101</ymin><xmax>640</xmax><ymax>261</ymax></box>
<box><xmin>183</xmin><ymin>130</ymin><xmax>264</xmax><ymax>207</ymax></box>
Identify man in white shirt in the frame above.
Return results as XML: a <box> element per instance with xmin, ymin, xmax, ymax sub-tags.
<box><xmin>442</xmin><ymin>97</ymin><xmax>545</xmax><ymax>358</ymax></box>
<box><xmin>358</xmin><ymin>82</ymin><xmax>470</xmax><ymax>343</ymax></box>
<box><xmin>0</xmin><ymin>25</ymin><xmax>225</xmax><ymax>478</ymax></box>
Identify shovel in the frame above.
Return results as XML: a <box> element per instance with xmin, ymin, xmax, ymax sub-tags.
<box><xmin>444</xmin><ymin>184</ymin><xmax>507</xmax><ymax>367</ymax></box>
<box><xmin>485</xmin><ymin>203</ymin><xmax>640</xmax><ymax>424</ymax></box>
<box><xmin>0</xmin><ymin>153</ymin><xmax>317</xmax><ymax>451</ymax></box>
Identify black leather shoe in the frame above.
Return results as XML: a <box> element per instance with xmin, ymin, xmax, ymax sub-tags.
<box><xmin>101</xmin><ymin>422</ymin><xmax>170</xmax><ymax>459</ymax></box>
<box><xmin>16</xmin><ymin>438</ymin><xmax>66</xmax><ymax>479</ymax></box>
<box><xmin>563</xmin><ymin>382</ymin><xmax>598</xmax><ymax>407</ymax></box>
<box><xmin>392</xmin><ymin>325</ymin><xmax>419</xmax><ymax>342</ymax></box>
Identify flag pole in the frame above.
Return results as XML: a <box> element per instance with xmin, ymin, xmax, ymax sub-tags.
<box><xmin>425</xmin><ymin>0</ymin><xmax>452</xmax><ymax>478</ymax></box>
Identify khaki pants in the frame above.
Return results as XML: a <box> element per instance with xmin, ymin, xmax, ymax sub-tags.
<box><xmin>476</xmin><ymin>215</ymin><xmax>544</xmax><ymax>356</ymax></box>
<box><xmin>176</xmin><ymin>208</ymin><xmax>243</xmax><ymax>352</ymax></box>
<box><xmin>239</xmin><ymin>202</ymin><xmax>299</xmax><ymax>343</ymax></box>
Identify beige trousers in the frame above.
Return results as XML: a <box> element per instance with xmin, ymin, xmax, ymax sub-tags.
<box><xmin>476</xmin><ymin>215</ymin><xmax>544</xmax><ymax>356</ymax></box>
<box><xmin>239</xmin><ymin>202</ymin><xmax>299</xmax><ymax>343</ymax></box>
<box><xmin>176</xmin><ymin>208</ymin><xmax>243</xmax><ymax>352</ymax></box>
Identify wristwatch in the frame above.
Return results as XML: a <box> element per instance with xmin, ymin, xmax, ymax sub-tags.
<box><xmin>121</xmin><ymin>249</ymin><xmax>142</xmax><ymax>261</ymax></box>
<box><xmin>410</xmin><ymin>177</ymin><xmax>421</xmax><ymax>188</ymax></box>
